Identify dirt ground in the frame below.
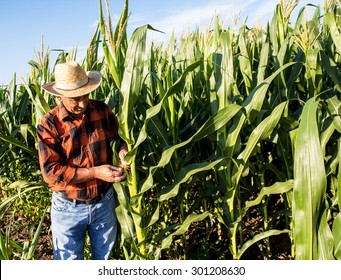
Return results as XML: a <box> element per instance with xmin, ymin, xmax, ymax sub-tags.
<box><xmin>1</xmin><ymin>208</ymin><xmax>292</xmax><ymax>260</ymax></box>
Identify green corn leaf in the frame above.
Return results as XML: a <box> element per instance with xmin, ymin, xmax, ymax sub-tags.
<box><xmin>113</xmin><ymin>183</ymin><xmax>140</xmax><ymax>254</ymax></box>
<box><xmin>225</xmin><ymin>62</ymin><xmax>295</xmax><ymax>158</ymax></box>
<box><xmin>160</xmin><ymin>212</ymin><xmax>210</xmax><ymax>250</ymax></box>
<box><xmin>333</xmin><ymin>139</ymin><xmax>341</xmax><ymax>259</ymax></box>
<box><xmin>215</xmin><ymin>30</ymin><xmax>234</xmax><ymax>110</ymax></box>
<box><xmin>111</xmin><ymin>140</ymin><xmax>120</xmax><ymax>166</ymax></box>
<box><xmin>244</xmin><ymin>62</ymin><xmax>295</xmax><ymax>121</ymax></box>
<box><xmin>237</xmin><ymin>26</ymin><xmax>253</xmax><ymax>95</ymax></box>
<box><xmin>141</xmin><ymin>201</ymin><xmax>160</xmax><ymax>229</ymax></box>
<box><xmin>332</xmin><ymin>213</ymin><xmax>341</xmax><ymax>260</ymax></box>
<box><xmin>236</xmin><ymin>229</ymin><xmax>291</xmax><ymax>260</ymax></box>
<box><xmin>326</xmin><ymin>95</ymin><xmax>341</xmax><ymax>132</ymax></box>
<box><xmin>114</xmin><ymin>204</ymin><xmax>140</xmax><ymax>257</ymax></box>
<box><xmin>0</xmin><ymin>231</ymin><xmax>10</xmax><ymax>260</ymax></box>
<box><xmin>0</xmin><ymin>134</ymin><xmax>38</xmax><ymax>157</ymax></box>
<box><xmin>244</xmin><ymin>180</ymin><xmax>294</xmax><ymax>210</ymax></box>
<box><xmin>325</xmin><ymin>11</ymin><xmax>341</xmax><ymax>56</ymax></box>
<box><xmin>0</xmin><ymin>181</ymin><xmax>45</xmax><ymax>218</ymax></box>
<box><xmin>119</xmin><ymin>24</ymin><xmax>163</xmax><ymax>145</ymax></box>
<box><xmin>127</xmin><ymin>60</ymin><xmax>203</xmax><ymax>161</ymax></box>
<box><xmin>16</xmin><ymin>91</ymin><xmax>29</xmax><ymax>123</ymax></box>
<box><xmin>320</xmin><ymin>51</ymin><xmax>341</xmax><ymax>94</ymax></box>
<box><xmin>293</xmin><ymin>98</ymin><xmax>333</xmax><ymax>259</ymax></box>
<box><xmin>115</xmin><ymin>204</ymin><xmax>135</xmax><ymax>240</ymax></box>
<box><xmin>140</xmin><ymin>103</ymin><xmax>242</xmax><ymax>194</ymax></box>
<box><xmin>257</xmin><ymin>42</ymin><xmax>269</xmax><ymax>84</ymax></box>
<box><xmin>22</xmin><ymin>206</ymin><xmax>48</xmax><ymax>260</ymax></box>
<box><xmin>159</xmin><ymin>158</ymin><xmax>224</xmax><ymax>201</ymax></box>
<box><xmin>317</xmin><ymin>204</ymin><xmax>334</xmax><ymax>259</ymax></box>
<box><xmin>232</xmin><ymin>101</ymin><xmax>287</xmax><ymax>187</ymax></box>
<box><xmin>21</xmin><ymin>78</ymin><xmax>50</xmax><ymax>124</ymax></box>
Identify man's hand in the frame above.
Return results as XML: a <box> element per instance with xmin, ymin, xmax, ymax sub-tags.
<box><xmin>93</xmin><ymin>165</ymin><xmax>127</xmax><ymax>183</ymax></box>
<box><xmin>70</xmin><ymin>164</ymin><xmax>127</xmax><ymax>184</ymax></box>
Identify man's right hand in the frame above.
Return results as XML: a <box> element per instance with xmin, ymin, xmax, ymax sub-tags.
<box><xmin>93</xmin><ymin>165</ymin><xmax>127</xmax><ymax>183</ymax></box>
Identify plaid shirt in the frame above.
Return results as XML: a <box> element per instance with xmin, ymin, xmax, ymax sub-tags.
<box><xmin>37</xmin><ymin>99</ymin><xmax>120</xmax><ymax>200</ymax></box>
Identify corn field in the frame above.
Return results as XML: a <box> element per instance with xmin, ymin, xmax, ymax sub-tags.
<box><xmin>1</xmin><ymin>0</ymin><xmax>341</xmax><ymax>260</ymax></box>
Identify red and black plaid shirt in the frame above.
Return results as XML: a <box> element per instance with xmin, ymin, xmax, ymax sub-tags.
<box><xmin>37</xmin><ymin>99</ymin><xmax>120</xmax><ymax>200</ymax></box>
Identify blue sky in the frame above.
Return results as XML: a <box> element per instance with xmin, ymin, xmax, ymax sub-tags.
<box><xmin>0</xmin><ymin>0</ymin><xmax>323</xmax><ymax>85</ymax></box>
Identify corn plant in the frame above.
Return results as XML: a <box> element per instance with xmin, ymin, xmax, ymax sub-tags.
<box><xmin>94</xmin><ymin>0</ymin><xmax>341</xmax><ymax>260</ymax></box>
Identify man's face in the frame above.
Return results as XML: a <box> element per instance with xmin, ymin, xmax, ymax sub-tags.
<box><xmin>57</xmin><ymin>94</ymin><xmax>89</xmax><ymax>116</ymax></box>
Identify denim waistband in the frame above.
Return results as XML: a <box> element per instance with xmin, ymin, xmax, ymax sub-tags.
<box><xmin>55</xmin><ymin>187</ymin><xmax>109</xmax><ymax>205</ymax></box>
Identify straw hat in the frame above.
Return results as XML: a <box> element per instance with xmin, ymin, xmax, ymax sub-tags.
<box><xmin>42</xmin><ymin>61</ymin><xmax>102</xmax><ymax>97</ymax></box>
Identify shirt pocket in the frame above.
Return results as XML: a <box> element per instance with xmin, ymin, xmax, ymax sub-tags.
<box><xmin>89</xmin><ymin>129</ymin><xmax>111</xmax><ymax>164</ymax></box>
<box><xmin>91</xmin><ymin>129</ymin><xmax>109</xmax><ymax>142</ymax></box>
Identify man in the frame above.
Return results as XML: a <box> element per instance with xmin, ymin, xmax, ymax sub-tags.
<box><xmin>37</xmin><ymin>61</ymin><xmax>128</xmax><ymax>260</ymax></box>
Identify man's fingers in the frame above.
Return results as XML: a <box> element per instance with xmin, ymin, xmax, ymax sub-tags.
<box><xmin>112</xmin><ymin>172</ymin><xmax>127</xmax><ymax>182</ymax></box>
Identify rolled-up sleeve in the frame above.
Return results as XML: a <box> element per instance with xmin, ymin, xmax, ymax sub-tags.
<box><xmin>37</xmin><ymin>121</ymin><xmax>76</xmax><ymax>191</ymax></box>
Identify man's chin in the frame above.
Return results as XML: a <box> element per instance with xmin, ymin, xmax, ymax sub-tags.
<box><xmin>72</xmin><ymin>110</ymin><xmax>85</xmax><ymax>117</ymax></box>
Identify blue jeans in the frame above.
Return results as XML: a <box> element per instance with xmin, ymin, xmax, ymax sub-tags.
<box><xmin>51</xmin><ymin>187</ymin><xmax>117</xmax><ymax>260</ymax></box>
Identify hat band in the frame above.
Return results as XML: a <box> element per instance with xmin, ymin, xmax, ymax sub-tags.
<box><xmin>55</xmin><ymin>77</ymin><xmax>89</xmax><ymax>90</ymax></box>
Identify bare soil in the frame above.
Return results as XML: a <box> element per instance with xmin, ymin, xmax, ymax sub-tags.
<box><xmin>1</xmin><ymin>205</ymin><xmax>292</xmax><ymax>260</ymax></box>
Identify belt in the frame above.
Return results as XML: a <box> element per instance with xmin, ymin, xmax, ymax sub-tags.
<box><xmin>56</xmin><ymin>188</ymin><xmax>108</xmax><ymax>205</ymax></box>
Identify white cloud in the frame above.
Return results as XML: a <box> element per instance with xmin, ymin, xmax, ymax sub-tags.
<box><xmin>137</xmin><ymin>4</ymin><xmax>230</xmax><ymax>31</ymax></box>
<box><xmin>129</xmin><ymin>2</ymin><xmax>234</xmax><ymax>43</ymax></box>
<box><xmin>127</xmin><ymin>0</ymin><xmax>279</xmax><ymax>43</ymax></box>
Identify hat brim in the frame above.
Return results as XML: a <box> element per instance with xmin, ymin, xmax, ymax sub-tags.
<box><xmin>42</xmin><ymin>71</ymin><xmax>102</xmax><ymax>97</ymax></box>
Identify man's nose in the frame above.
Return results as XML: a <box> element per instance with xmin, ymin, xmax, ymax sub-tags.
<box><xmin>78</xmin><ymin>100</ymin><xmax>86</xmax><ymax>108</ymax></box>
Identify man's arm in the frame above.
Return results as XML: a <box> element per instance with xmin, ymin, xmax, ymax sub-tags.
<box><xmin>37</xmin><ymin>122</ymin><xmax>127</xmax><ymax>188</ymax></box>
<box><xmin>70</xmin><ymin>165</ymin><xmax>126</xmax><ymax>184</ymax></box>
<box><xmin>37</xmin><ymin>123</ymin><xmax>76</xmax><ymax>189</ymax></box>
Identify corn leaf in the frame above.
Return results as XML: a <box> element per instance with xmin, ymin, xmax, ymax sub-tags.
<box><xmin>140</xmin><ymin>103</ymin><xmax>242</xmax><ymax>194</ymax></box>
<box><xmin>127</xmin><ymin>60</ymin><xmax>203</xmax><ymax>161</ymax></box>
<box><xmin>325</xmin><ymin>11</ymin><xmax>341</xmax><ymax>55</ymax></box>
<box><xmin>236</xmin><ymin>229</ymin><xmax>291</xmax><ymax>260</ymax></box>
<box><xmin>232</xmin><ymin>101</ymin><xmax>287</xmax><ymax>187</ymax></box>
<box><xmin>22</xmin><ymin>206</ymin><xmax>48</xmax><ymax>260</ymax></box>
<box><xmin>293</xmin><ymin>98</ymin><xmax>332</xmax><ymax>259</ymax></box>
<box><xmin>119</xmin><ymin>24</ymin><xmax>162</xmax><ymax>144</ymax></box>
<box><xmin>159</xmin><ymin>158</ymin><xmax>224</xmax><ymax>201</ymax></box>
<box><xmin>113</xmin><ymin>183</ymin><xmax>139</xmax><ymax>253</ymax></box>
<box><xmin>244</xmin><ymin>180</ymin><xmax>294</xmax><ymax>209</ymax></box>
<box><xmin>332</xmin><ymin>213</ymin><xmax>341</xmax><ymax>259</ymax></box>
<box><xmin>333</xmin><ymin>139</ymin><xmax>341</xmax><ymax>259</ymax></box>
<box><xmin>0</xmin><ymin>134</ymin><xmax>38</xmax><ymax>157</ymax></box>
<box><xmin>160</xmin><ymin>212</ymin><xmax>210</xmax><ymax>250</ymax></box>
